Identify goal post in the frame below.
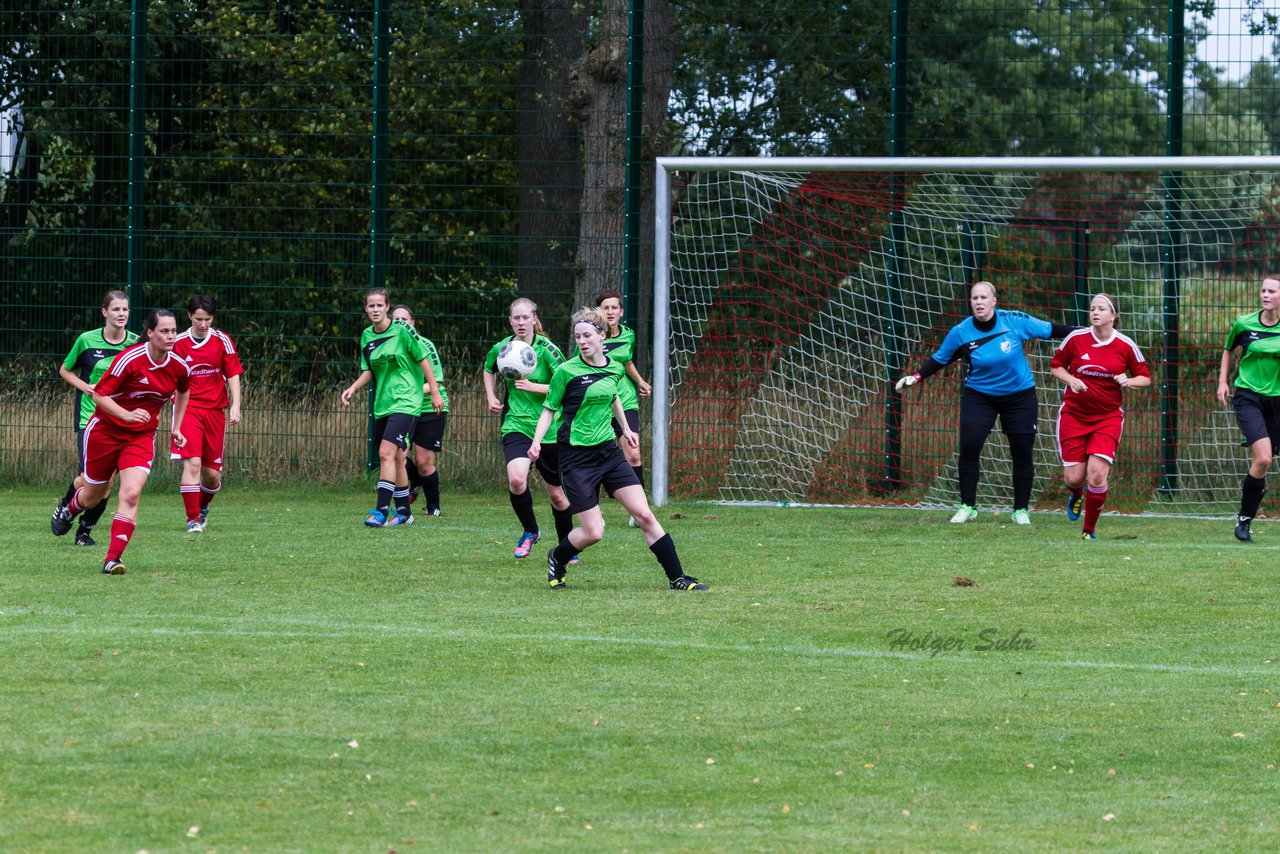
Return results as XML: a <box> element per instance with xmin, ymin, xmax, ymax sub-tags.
<box><xmin>652</xmin><ymin>156</ymin><xmax>1280</xmax><ymax>515</ymax></box>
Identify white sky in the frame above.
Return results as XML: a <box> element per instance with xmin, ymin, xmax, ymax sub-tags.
<box><xmin>1198</xmin><ymin>8</ymin><xmax>1278</xmax><ymax>79</ymax></box>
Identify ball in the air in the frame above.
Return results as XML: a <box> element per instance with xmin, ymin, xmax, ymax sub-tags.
<box><xmin>496</xmin><ymin>340</ymin><xmax>538</xmax><ymax>380</ymax></box>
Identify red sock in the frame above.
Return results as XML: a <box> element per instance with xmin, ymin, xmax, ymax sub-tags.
<box><xmin>200</xmin><ymin>482</ymin><xmax>220</xmax><ymax>510</ymax></box>
<box><xmin>1083</xmin><ymin>483</ymin><xmax>1108</xmax><ymax>533</ymax></box>
<box><xmin>181</xmin><ymin>485</ymin><xmax>202</xmax><ymax>522</ymax></box>
<box><xmin>106</xmin><ymin>514</ymin><xmax>137</xmax><ymax>562</ymax></box>
<box><xmin>67</xmin><ymin>487</ymin><xmax>87</xmax><ymax>516</ymax></box>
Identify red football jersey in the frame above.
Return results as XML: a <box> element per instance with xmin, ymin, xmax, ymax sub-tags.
<box><xmin>173</xmin><ymin>328</ymin><xmax>244</xmax><ymax>410</ymax></box>
<box><xmin>93</xmin><ymin>342</ymin><xmax>192</xmax><ymax>434</ymax></box>
<box><xmin>1051</xmin><ymin>328</ymin><xmax>1150</xmax><ymax>420</ymax></box>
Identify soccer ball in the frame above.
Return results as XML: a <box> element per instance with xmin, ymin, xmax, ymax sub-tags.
<box><xmin>496</xmin><ymin>340</ymin><xmax>537</xmax><ymax>380</ymax></box>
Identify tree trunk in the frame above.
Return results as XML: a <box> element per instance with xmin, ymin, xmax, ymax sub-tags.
<box><xmin>574</xmin><ymin>0</ymin><xmax>629</xmax><ymax>309</ymax></box>
<box><xmin>516</xmin><ymin>0</ymin><xmax>587</xmax><ymax>310</ymax></box>
<box><xmin>574</xmin><ymin>0</ymin><xmax>673</xmax><ymax>355</ymax></box>
<box><xmin>633</xmin><ymin>0</ymin><xmax>674</xmax><ymax>371</ymax></box>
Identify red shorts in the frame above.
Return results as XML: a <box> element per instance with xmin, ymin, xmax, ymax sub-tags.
<box><xmin>172</xmin><ymin>406</ymin><xmax>227</xmax><ymax>470</ymax></box>
<box><xmin>1056</xmin><ymin>408</ymin><xmax>1124</xmax><ymax>466</ymax></box>
<box><xmin>83</xmin><ymin>417</ymin><xmax>158</xmax><ymax>484</ymax></box>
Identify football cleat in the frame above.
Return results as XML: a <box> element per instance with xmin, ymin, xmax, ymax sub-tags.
<box><xmin>364</xmin><ymin>509</ymin><xmax>388</xmax><ymax>528</ymax></box>
<box><xmin>186</xmin><ymin>520</ymin><xmax>205</xmax><ymax>533</ymax></box>
<box><xmin>384</xmin><ymin>512</ymin><xmax>414</xmax><ymax>527</ymax></box>
<box><xmin>408</xmin><ymin>486</ymin><xmax>420</xmax><ymax>505</ymax></box>
<box><xmin>1011</xmin><ymin>509</ymin><xmax>1032</xmax><ymax>526</ymax></box>
<box><xmin>628</xmin><ymin>516</ymin><xmax>640</xmax><ymax>528</ymax></box>
<box><xmin>51</xmin><ymin>503</ymin><xmax>74</xmax><ymax>536</ymax></box>
<box><xmin>1234</xmin><ymin>518</ymin><xmax>1253</xmax><ymax>543</ymax></box>
<box><xmin>102</xmin><ymin>559</ymin><xmax>127</xmax><ymax>575</ymax></box>
<box><xmin>1081</xmin><ymin>530</ymin><xmax>1097</xmax><ymax>541</ymax></box>
<box><xmin>670</xmin><ymin>575</ymin><xmax>709</xmax><ymax>591</ymax></box>
<box><xmin>423</xmin><ymin>507</ymin><xmax>441</xmax><ymax>517</ymax></box>
<box><xmin>1066</xmin><ymin>490</ymin><xmax>1084</xmax><ymax>521</ymax></box>
<box><xmin>198</xmin><ymin>506</ymin><xmax>209</xmax><ymax>526</ymax></box>
<box><xmin>547</xmin><ymin>551</ymin><xmax>567</xmax><ymax>589</ymax></box>
<box><xmin>74</xmin><ymin>528</ymin><xmax>96</xmax><ymax>547</ymax></box>
<box><xmin>514</xmin><ymin>530</ymin><xmax>539</xmax><ymax>559</ymax></box>
<box><xmin>949</xmin><ymin>504</ymin><xmax>978</xmax><ymax>524</ymax></box>
<box><xmin>568</xmin><ymin>555</ymin><xmax>580</xmax><ymax>567</ymax></box>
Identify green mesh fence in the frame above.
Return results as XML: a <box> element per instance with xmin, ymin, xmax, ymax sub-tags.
<box><xmin>2</xmin><ymin>1</ymin><xmax>1279</xmax><ymax>492</ymax></box>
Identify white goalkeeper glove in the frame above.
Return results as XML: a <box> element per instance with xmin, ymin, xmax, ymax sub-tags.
<box><xmin>894</xmin><ymin>373</ymin><xmax>919</xmax><ymax>392</ymax></box>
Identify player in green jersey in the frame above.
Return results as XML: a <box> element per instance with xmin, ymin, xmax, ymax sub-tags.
<box><xmin>391</xmin><ymin>305</ymin><xmax>448</xmax><ymax>516</ymax></box>
<box><xmin>1217</xmin><ymin>276</ymin><xmax>1280</xmax><ymax>542</ymax></box>
<box><xmin>483</xmin><ymin>297</ymin><xmax>575</xmax><ymax>560</ymax></box>
<box><xmin>341</xmin><ymin>288</ymin><xmax>444</xmax><ymax>527</ymax></box>
<box><xmin>528</xmin><ymin>307</ymin><xmax>708</xmax><ymax>592</ymax></box>
<box><xmin>596</xmin><ymin>290</ymin><xmax>652</xmax><ymax>527</ymax></box>
<box><xmin>53</xmin><ymin>290</ymin><xmax>139</xmax><ymax>546</ymax></box>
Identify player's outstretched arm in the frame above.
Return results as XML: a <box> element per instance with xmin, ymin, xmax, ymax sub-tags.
<box><xmin>894</xmin><ymin>357</ymin><xmax>946</xmax><ymax>391</ymax></box>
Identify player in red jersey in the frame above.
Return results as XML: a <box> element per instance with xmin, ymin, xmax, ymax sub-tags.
<box><xmin>1049</xmin><ymin>294</ymin><xmax>1151</xmax><ymax>540</ymax></box>
<box><xmin>51</xmin><ymin>309</ymin><xmax>192</xmax><ymax>574</ymax></box>
<box><xmin>171</xmin><ymin>295</ymin><xmax>244</xmax><ymax>532</ymax></box>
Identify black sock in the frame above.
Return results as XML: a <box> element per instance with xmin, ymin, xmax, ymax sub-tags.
<box><xmin>510</xmin><ymin>489</ymin><xmax>538</xmax><ymax>534</ymax></box>
<box><xmin>423</xmin><ymin>471</ymin><xmax>440</xmax><ymax>510</ymax></box>
<box><xmin>375</xmin><ymin>480</ymin><xmax>393</xmax><ymax>514</ymax></box>
<box><xmin>551</xmin><ymin>539</ymin><xmax>581</xmax><ymax>566</ymax></box>
<box><xmin>393</xmin><ymin>486</ymin><xmax>411</xmax><ymax>517</ymax></box>
<box><xmin>552</xmin><ymin>505</ymin><xmax>574</xmax><ymax>541</ymax></box>
<box><xmin>1240</xmin><ymin>474</ymin><xmax>1267</xmax><ymax>522</ymax></box>
<box><xmin>633</xmin><ymin>465</ymin><xmax>645</xmax><ymax>489</ymax></box>
<box><xmin>648</xmin><ymin>533</ymin><xmax>684</xmax><ymax>581</ymax></box>
<box><xmin>80</xmin><ymin>498</ymin><xmax>110</xmax><ymax>531</ymax></box>
<box><xmin>61</xmin><ymin>480</ymin><xmax>77</xmax><ymax>506</ymax></box>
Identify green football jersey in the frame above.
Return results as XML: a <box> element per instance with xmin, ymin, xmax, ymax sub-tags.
<box><xmin>544</xmin><ymin>354</ymin><xmax>626</xmax><ymax>448</ymax></box>
<box><xmin>485</xmin><ymin>334</ymin><xmax>565</xmax><ymax>438</ymax></box>
<box><xmin>63</xmin><ymin>327</ymin><xmax>140</xmax><ymax>430</ymax></box>
<box><xmin>601</xmin><ymin>324</ymin><xmax>639</xmax><ymax>411</ymax></box>
<box><xmin>1225</xmin><ymin>311</ymin><xmax>1280</xmax><ymax>397</ymax></box>
<box><xmin>359</xmin><ymin>321</ymin><xmax>429</xmax><ymax>418</ymax></box>
<box><xmin>397</xmin><ymin>321</ymin><xmax>449</xmax><ymax>414</ymax></box>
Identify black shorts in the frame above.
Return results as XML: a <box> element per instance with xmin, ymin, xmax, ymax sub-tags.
<box><xmin>373</xmin><ymin>413</ymin><xmax>417</xmax><ymax>450</ymax></box>
<box><xmin>76</xmin><ymin>427</ymin><xmax>89</xmax><ymax>471</ymax></box>
<box><xmin>611</xmin><ymin>408</ymin><xmax>641</xmax><ymax>439</ymax></box>
<box><xmin>560</xmin><ymin>442</ymin><xmax>642</xmax><ymax>514</ymax></box>
<box><xmin>960</xmin><ymin>386</ymin><xmax>1039</xmax><ymax>436</ymax></box>
<box><xmin>1233</xmin><ymin>387</ymin><xmax>1280</xmax><ymax>452</ymax></box>
<box><xmin>411</xmin><ymin>412</ymin><xmax>448</xmax><ymax>452</ymax></box>
<box><xmin>502</xmin><ymin>431</ymin><xmax>563</xmax><ymax>487</ymax></box>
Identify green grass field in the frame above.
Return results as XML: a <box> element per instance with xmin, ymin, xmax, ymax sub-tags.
<box><xmin>3</xmin><ymin>485</ymin><xmax>1277</xmax><ymax>851</ymax></box>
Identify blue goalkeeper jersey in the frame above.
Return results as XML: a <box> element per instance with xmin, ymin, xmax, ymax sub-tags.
<box><xmin>931</xmin><ymin>310</ymin><xmax>1054</xmax><ymax>396</ymax></box>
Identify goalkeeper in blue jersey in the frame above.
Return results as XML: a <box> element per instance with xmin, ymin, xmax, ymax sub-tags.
<box><xmin>894</xmin><ymin>281</ymin><xmax>1076</xmax><ymax>525</ymax></box>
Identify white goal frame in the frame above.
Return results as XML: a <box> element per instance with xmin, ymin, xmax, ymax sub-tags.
<box><xmin>651</xmin><ymin>155</ymin><xmax>1280</xmax><ymax>507</ymax></box>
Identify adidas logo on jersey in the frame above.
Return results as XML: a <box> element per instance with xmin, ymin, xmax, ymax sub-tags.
<box><xmin>139</xmin><ymin>376</ymin><xmax>150</xmax><ymax>384</ymax></box>
<box><xmin>1080</xmin><ymin>353</ymin><xmax>1090</xmax><ymax>361</ymax></box>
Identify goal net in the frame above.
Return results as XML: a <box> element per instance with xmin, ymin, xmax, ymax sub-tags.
<box><xmin>652</xmin><ymin>157</ymin><xmax>1280</xmax><ymax>516</ymax></box>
